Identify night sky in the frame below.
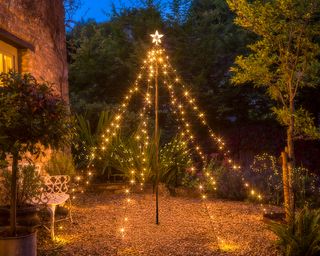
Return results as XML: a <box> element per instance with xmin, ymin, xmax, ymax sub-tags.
<box><xmin>73</xmin><ymin>0</ymin><xmax>143</xmax><ymax>22</ymax></box>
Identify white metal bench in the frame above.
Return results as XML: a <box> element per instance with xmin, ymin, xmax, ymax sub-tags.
<box><xmin>33</xmin><ymin>175</ymin><xmax>73</xmax><ymax>239</ymax></box>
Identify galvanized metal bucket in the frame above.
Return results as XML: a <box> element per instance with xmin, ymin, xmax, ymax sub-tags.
<box><xmin>0</xmin><ymin>230</ymin><xmax>37</xmax><ymax>256</ymax></box>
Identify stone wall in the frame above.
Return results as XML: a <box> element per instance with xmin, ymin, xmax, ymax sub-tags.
<box><xmin>0</xmin><ymin>0</ymin><xmax>69</xmax><ymax>102</ymax></box>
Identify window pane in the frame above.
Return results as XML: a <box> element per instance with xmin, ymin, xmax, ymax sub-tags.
<box><xmin>4</xmin><ymin>54</ymin><xmax>14</xmax><ymax>72</ymax></box>
<box><xmin>0</xmin><ymin>53</ymin><xmax>3</xmax><ymax>73</ymax></box>
<box><xmin>0</xmin><ymin>40</ymin><xmax>18</xmax><ymax>73</ymax></box>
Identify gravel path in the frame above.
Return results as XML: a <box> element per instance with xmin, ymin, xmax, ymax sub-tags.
<box><xmin>39</xmin><ymin>191</ymin><xmax>279</xmax><ymax>256</ymax></box>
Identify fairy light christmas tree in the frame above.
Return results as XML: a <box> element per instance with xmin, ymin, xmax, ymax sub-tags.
<box><xmin>90</xmin><ymin>31</ymin><xmax>263</xmax><ymax>231</ymax></box>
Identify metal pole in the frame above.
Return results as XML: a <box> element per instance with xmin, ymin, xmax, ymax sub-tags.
<box><xmin>155</xmin><ymin>47</ymin><xmax>160</xmax><ymax>225</ymax></box>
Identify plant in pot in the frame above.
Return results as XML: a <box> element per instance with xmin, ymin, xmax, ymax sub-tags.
<box><xmin>0</xmin><ymin>164</ymin><xmax>44</xmax><ymax>229</ymax></box>
<box><xmin>0</xmin><ymin>72</ymin><xmax>73</xmax><ymax>256</ymax></box>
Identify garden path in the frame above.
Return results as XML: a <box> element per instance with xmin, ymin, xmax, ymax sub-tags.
<box><xmin>39</xmin><ymin>191</ymin><xmax>278</xmax><ymax>256</ymax></box>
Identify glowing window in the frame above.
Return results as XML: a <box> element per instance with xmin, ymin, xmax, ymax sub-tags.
<box><xmin>0</xmin><ymin>40</ymin><xmax>17</xmax><ymax>73</ymax></box>
<box><xmin>0</xmin><ymin>53</ymin><xmax>3</xmax><ymax>73</ymax></box>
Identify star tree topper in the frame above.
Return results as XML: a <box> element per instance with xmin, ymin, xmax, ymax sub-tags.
<box><xmin>150</xmin><ymin>30</ymin><xmax>163</xmax><ymax>45</ymax></box>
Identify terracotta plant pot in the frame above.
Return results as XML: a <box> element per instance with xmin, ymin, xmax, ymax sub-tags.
<box><xmin>0</xmin><ymin>229</ymin><xmax>37</xmax><ymax>256</ymax></box>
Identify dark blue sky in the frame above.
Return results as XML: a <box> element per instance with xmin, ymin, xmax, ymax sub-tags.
<box><xmin>73</xmin><ymin>0</ymin><xmax>146</xmax><ymax>22</ymax></box>
<box><xmin>73</xmin><ymin>1</ymin><xmax>116</xmax><ymax>22</ymax></box>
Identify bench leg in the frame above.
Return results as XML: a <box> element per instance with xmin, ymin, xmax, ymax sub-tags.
<box><xmin>48</xmin><ymin>205</ymin><xmax>56</xmax><ymax>240</ymax></box>
<box><xmin>68</xmin><ymin>198</ymin><xmax>73</xmax><ymax>223</ymax></box>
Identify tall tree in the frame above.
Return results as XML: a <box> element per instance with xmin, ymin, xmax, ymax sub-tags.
<box><xmin>68</xmin><ymin>6</ymin><xmax>163</xmax><ymax>108</ymax></box>
<box><xmin>166</xmin><ymin>0</ymin><xmax>278</xmax><ymax>158</ymax></box>
<box><xmin>227</xmin><ymin>0</ymin><xmax>320</xmax><ymax>220</ymax></box>
<box><xmin>167</xmin><ymin>0</ymin><xmax>260</xmax><ymax>125</ymax></box>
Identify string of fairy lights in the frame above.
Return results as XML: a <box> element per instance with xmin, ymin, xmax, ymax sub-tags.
<box><xmin>85</xmin><ymin>61</ymin><xmax>149</xmax><ymax>165</ymax></box>
<box><xmin>161</xmin><ymin>61</ymin><xmax>230</xmax><ymax>248</ymax></box>
<box><xmin>159</xmin><ymin>47</ymin><xmax>261</xmax><ymax>200</ymax></box>
<box><xmin>159</xmin><ymin>47</ymin><xmax>266</xmax><ymax>240</ymax></box>
<box><xmin>135</xmin><ymin>74</ymin><xmax>153</xmax><ymax>188</ymax></box>
<box><xmin>162</xmin><ymin>57</ymin><xmax>224</xmax><ymax>243</ymax></box>
<box><xmin>71</xmin><ymin>62</ymin><xmax>149</xmax><ymax>201</ymax></box>
<box><xmin>156</xmin><ymin>42</ymin><xmax>266</xmax><ymax>247</ymax></box>
<box><xmin>167</xmin><ymin>85</ymin><xmax>213</xmax><ymax>201</ymax></box>
<box><xmin>167</xmin><ymin>85</ymin><xmax>211</xmax><ymax>189</ymax></box>
<box><xmin>119</xmin><ymin>72</ymin><xmax>154</xmax><ymax>237</ymax></box>
<box><xmin>71</xmin><ymin>31</ymin><xmax>266</xmax><ymax>238</ymax></box>
<box><xmin>160</xmin><ymin>50</ymin><xmax>264</xmax><ymax>202</ymax></box>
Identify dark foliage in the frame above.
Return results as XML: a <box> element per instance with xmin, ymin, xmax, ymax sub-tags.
<box><xmin>67</xmin><ymin>0</ymin><xmax>320</xmax><ymax>172</ymax></box>
<box><xmin>0</xmin><ymin>71</ymin><xmax>73</xmax><ymax>235</ymax></box>
<box><xmin>269</xmin><ymin>207</ymin><xmax>320</xmax><ymax>256</ymax></box>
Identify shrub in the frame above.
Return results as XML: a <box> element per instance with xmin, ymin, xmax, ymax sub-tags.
<box><xmin>44</xmin><ymin>151</ymin><xmax>76</xmax><ymax>176</ymax></box>
<box><xmin>0</xmin><ymin>165</ymin><xmax>43</xmax><ymax>206</ymax></box>
<box><xmin>293</xmin><ymin>167</ymin><xmax>320</xmax><ymax>208</ymax></box>
<box><xmin>181</xmin><ymin>168</ymin><xmax>200</xmax><ymax>189</ymax></box>
<box><xmin>158</xmin><ymin>136</ymin><xmax>193</xmax><ymax>194</ymax></box>
<box><xmin>72</xmin><ymin>111</ymin><xmax>111</xmax><ymax>171</ymax></box>
<box><xmin>105</xmin><ymin>134</ymin><xmax>148</xmax><ymax>181</ymax></box>
<box><xmin>97</xmin><ymin>132</ymin><xmax>194</xmax><ymax>190</ymax></box>
<box><xmin>249</xmin><ymin>153</ymin><xmax>283</xmax><ymax>205</ymax></box>
<box><xmin>205</xmin><ymin>160</ymin><xmax>246</xmax><ymax>200</ymax></box>
<box><xmin>215</xmin><ymin>167</ymin><xmax>246</xmax><ymax>200</ymax></box>
<box><xmin>73</xmin><ymin>109</ymin><xmax>143</xmax><ymax>174</ymax></box>
<box><xmin>249</xmin><ymin>153</ymin><xmax>320</xmax><ymax>207</ymax></box>
<box><xmin>269</xmin><ymin>207</ymin><xmax>320</xmax><ymax>256</ymax></box>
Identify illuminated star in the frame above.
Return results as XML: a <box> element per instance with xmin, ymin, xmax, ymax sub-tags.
<box><xmin>150</xmin><ymin>30</ymin><xmax>163</xmax><ymax>45</ymax></box>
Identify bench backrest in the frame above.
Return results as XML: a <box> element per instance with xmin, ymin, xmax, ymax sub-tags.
<box><xmin>43</xmin><ymin>175</ymin><xmax>70</xmax><ymax>194</ymax></box>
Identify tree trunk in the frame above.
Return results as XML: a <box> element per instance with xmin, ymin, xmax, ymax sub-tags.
<box><xmin>281</xmin><ymin>151</ymin><xmax>290</xmax><ymax>222</ymax></box>
<box><xmin>285</xmin><ymin>98</ymin><xmax>295</xmax><ymax>222</ymax></box>
<box><xmin>10</xmin><ymin>151</ymin><xmax>19</xmax><ymax>236</ymax></box>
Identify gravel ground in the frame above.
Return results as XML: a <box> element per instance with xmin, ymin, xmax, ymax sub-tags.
<box><xmin>38</xmin><ymin>190</ymin><xmax>279</xmax><ymax>256</ymax></box>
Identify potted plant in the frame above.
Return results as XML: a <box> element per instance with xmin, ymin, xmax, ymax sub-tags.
<box><xmin>0</xmin><ymin>72</ymin><xmax>73</xmax><ymax>256</ymax></box>
<box><xmin>0</xmin><ymin>164</ymin><xmax>44</xmax><ymax>228</ymax></box>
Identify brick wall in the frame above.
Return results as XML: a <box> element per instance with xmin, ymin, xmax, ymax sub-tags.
<box><xmin>0</xmin><ymin>0</ymin><xmax>69</xmax><ymax>103</ymax></box>
<box><xmin>0</xmin><ymin>0</ymin><xmax>69</xmax><ymax>171</ymax></box>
